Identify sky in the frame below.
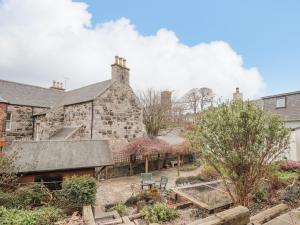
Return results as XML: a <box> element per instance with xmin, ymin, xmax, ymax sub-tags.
<box><xmin>0</xmin><ymin>0</ymin><xmax>299</xmax><ymax>99</ymax></box>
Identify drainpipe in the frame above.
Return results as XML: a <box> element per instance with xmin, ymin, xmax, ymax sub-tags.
<box><xmin>91</xmin><ymin>101</ymin><xmax>94</xmax><ymax>139</ymax></box>
<box><xmin>31</xmin><ymin>106</ymin><xmax>35</xmax><ymax>139</ymax></box>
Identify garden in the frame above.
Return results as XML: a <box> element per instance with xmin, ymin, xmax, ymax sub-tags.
<box><xmin>97</xmin><ymin>100</ymin><xmax>300</xmax><ymax>225</ymax></box>
<box><xmin>0</xmin><ymin>167</ymin><xmax>97</xmax><ymax>225</ymax></box>
<box><xmin>97</xmin><ymin>159</ymin><xmax>299</xmax><ymax>225</ymax></box>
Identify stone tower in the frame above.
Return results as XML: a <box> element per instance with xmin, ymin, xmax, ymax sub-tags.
<box><xmin>111</xmin><ymin>56</ymin><xmax>130</xmax><ymax>85</ymax></box>
<box><xmin>233</xmin><ymin>87</ymin><xmax>243</xmax><ymax>101</ymax></box>
<box><xmin>161</xmin><ymin>90</ymin><xmax>172</xmax><ymax>115</ymax></box>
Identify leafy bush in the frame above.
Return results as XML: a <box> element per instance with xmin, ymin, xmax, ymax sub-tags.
<box><xmin>200</xmin><ymin>166</ymin><xmax>220</xmax><ymax>181</ymax></box>
<box><xmin>60</xmin><ymin>175</ymin><xmax>97</xmax><ymax>208</ymax></box>
<box><xmin>253</xmin><ymin>188</ymin><xmax>267</xmax><ymax>203</ymax></box>
<box><xmin>125</xmin><ymin>191</ymin><xmax>154</xmax><ymax>206</ymax></box>
<box><xmin>125</xmin><ymin>195</ymin><xmax>139</xmax><ymax>206</ymax></box>
<box><xmin>277</xmin><ymin>170</ymin><xmax>299</xmax><ymax>182</ymax></box>
<box><xmin>280</xmin><ymin>160</ymin><xmax>300</xmax><ymax>171</ymax></box>
<box><xmin>0</xmin><ymin>206</ymin><xmax>65</xmax><ymax>225</ymax></box>
<box><xmin>0</xmin><ymin>184</ymin><xmax>52</xmax><ymax>209</ymax></box>
<box><xmin>107</xmin><ymin>203</ymin><xmax>128</xmax><ymax>216</ymax></box>
<box><xmin>268</xmin><ymin>173</ymin><xmax>287</xmax><ymax>190</ymax></box>
<box><xmin>141</xmin><ymin>203</ymin><xmax>178</xmax><ymax>223</ymax></box>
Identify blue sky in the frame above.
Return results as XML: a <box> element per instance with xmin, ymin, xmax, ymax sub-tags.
<box><xmin>83</xmin><ymin>0</ymin><xmax>300</xmax><ymax>95</ymax></box>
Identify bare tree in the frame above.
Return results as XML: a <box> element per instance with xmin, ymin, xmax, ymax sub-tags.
<box><xmin>139</xmin><ymin>89</ymin><xmax>166</xmax><ymax>137</ymax></box>
<box><xmin>181</xmin><ymin>87</ymin><xmax>214</xmax><ymax>115</ymax></box>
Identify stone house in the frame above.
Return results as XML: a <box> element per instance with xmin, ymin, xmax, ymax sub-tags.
<box><xmin>0</xmin><ymin>56</ymin><xmax>145</xmax><ymax>152</ymax></box>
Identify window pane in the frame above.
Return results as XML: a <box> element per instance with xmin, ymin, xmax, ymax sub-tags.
<box><xmin>6</xmin><ymin>112</ymin><xmax>11</xmax><ymax>130</ymax></box>
<box><xmin>6</xmin><ymin>112</ymin><xmax>11</xmax><ymax>120</ymax></box>
<box><xmin>6</xmin><ymin>121</ymin><xmax>11</xmax><ymax>130</ymax></box>
<box><xmin>276</xmin><ymin>97</ymin><xmax>286</xmax><ymax>108</ymax></box>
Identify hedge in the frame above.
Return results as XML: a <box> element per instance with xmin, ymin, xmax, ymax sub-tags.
<box><xmin>59</xmin><ymin>175</ymin><xmax>97</xmax><ymax>208</ymax></box>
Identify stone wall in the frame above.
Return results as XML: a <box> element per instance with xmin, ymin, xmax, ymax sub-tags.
<box><xmin>0</xmin><ymin>102</ymin><xmax>7</xmax><ymax>148</ymax></box>
<box><xmin>5</xmin><ymin>105</ymin><xmax>46</xmax><ymax>144</ymax></box>
<box><xmin>34</xmin><ymin>106</ymin><xmax>64</xmax><ymax>140</ymax></box>
<box><xmin>92</xmin><ymin>81</ymin><xmax>144</xmax><ymax>144</ymax></box>
<box><xmin>64</xmin><ymin>102</ymin><xmax>93</xmax><ymax>139</ymax></box>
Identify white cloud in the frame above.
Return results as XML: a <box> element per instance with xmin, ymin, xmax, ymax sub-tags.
<box><xmin>0</xmin><ymin>0</ymin><xmax>265</xmax><ymax>99</ymax></box>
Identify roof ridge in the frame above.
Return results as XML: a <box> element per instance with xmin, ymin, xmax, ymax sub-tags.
<box><xmin>65</xmin><ymin>79</ymin><xmax>111</xmax><ymax>93</ymax></box>
<box><xmin>0</xmin><ymin>79</ymin><xmax>62</xmax><ymax>92</ymax></box>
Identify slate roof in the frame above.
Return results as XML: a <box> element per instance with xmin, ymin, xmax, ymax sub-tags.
<box><xmin>0</xmin><ymin>96</ymin><xmax>8</xmax><ymax>103</ymax></box>
<box><xmin>50</xmin><ymin>126</ymin><xmax>82</xmax><ymax>140</ymax></box>
<box><xmin>0</xmin><ymin>80</ymin><xmax>64</xmax><ymax>107</ymax></box>
<box><xmin>262</xmin><ymin>90</ymin><xmax>300</xmax><ymax>99</ymax></box>
<box><xmin>55</xmin><ymin>79</ymin><xmax>112</xmax><ymax>106</ymax></box>
<box><xmin>7</xmin><ymin>140</ymin><xmax>113</xmax><ymax>173</ymax></box>
<box><xmin>0</xmin><ymin>79</ymin><xmax>113</xmax><ymax>108</ymax></box>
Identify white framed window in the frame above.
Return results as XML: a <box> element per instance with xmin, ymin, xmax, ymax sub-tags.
<box><xmin>5</xmin><ymin>112</ymin><xmax>12</xmax><ymax>131</ymax></box>
<box><xmin>276</xmin><ymin>97</ymin><xmax>286</xmax><ymax>108</ymax></box>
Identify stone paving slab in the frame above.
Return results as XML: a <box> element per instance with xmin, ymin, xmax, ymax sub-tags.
<box><xmin>263</xmin><ymin>209</ymin><xmax>300</xmax><ymax>225</ymax></box>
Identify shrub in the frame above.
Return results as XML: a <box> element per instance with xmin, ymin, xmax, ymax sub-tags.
<box><xmin>107</xmin><ymin>203</ymin><xmax>128</xmax><ymax>216</ymax></box>
<box><xmin>200</xmin><ymin>166</ymin><xmax>220</xmax><ymax>181</ymax></box>
<box><xmin>268</xmin><ymin>174</ymin><xmax>286</xmax><ymax>190</ymax></box>
<box><xmin>277</xmin><ymin>170</ymin><xmax>299</xmax><ymax>183</ymax></box>
<box><xmin>279</xmin><ymin>160</ymin><xmax>300</xmax><ymax>171</ymax></box>
<box><xmin>125</xmin><ymin>191</ymin><xmax>153</xmax><ymax>206</ymax></box>
<box><xmin>125</xmin><ymin>195</ymin><xmax>139</xmax><ymax>206</ymax></box>
<box><xmin>0</xmin><ymin>184</ymin><xmax>52</xmax><ymax>209</ymax></box>
<box><xmin>0</xmin><ymin>206</ymin><xmax>65</xmax><ymax>225</ymax></box>
<box><xmin>141</xmin><ymin>203</ymin><xmax>178</xmax><ymax>223</ymax></box>
<box><xmin>188</xmin><ymin>100</ymin><xmax>290</xmax><ymax>206</ymax></box>
<box><xmin>60</xmin><ymin>176</ymin><xmax>97</xmax><ymax>208</ymax></box>
<box><xmin>253</xmin><ymin>188</ymin><xmax>267</xmax><ymax>203</ymax></box>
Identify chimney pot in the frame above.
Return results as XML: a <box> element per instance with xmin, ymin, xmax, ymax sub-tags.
<box><xmin>118</xmin><ymin>57</ymin><xmax>123</xmax><ymax>66</ymax></box>
<box><xmin>115</xmin><ymin>56</ymin><xmax>118</xmax><ymax>64</ymax></box>
<box><xmin>123</xmin><ymin>58</ymin><xmax>126</xmax><ymax>67</ymax></box>
<box><xmin>236</xmin><ymin>87</ymin><xmax>239</xmax><ymax>93</ymax></box>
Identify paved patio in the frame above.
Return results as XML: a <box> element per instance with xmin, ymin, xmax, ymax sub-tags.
<box><xmin>95</xmin><ymin>166</ymin><xmax>202</xmax><ymax>214</ymax></box>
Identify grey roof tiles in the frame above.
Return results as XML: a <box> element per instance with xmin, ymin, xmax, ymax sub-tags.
<box><xmin>8</xmin><ymin>140</ymin><xmax>113</xmax><ymax>173</ymax></box>
<box><xmin>0</xmin><ymin>79</ymin><xmax>113</xmax><ymax>108</ymax></box>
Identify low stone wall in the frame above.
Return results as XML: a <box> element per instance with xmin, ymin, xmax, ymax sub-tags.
<box><xmin>188</xmin><ymin>206</ymin><xmax>250</xmax><ymax>225</ymax></box>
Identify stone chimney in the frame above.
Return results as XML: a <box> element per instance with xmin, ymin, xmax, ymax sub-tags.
<box><xmin>233</xmin><ymin>87</ymin><xmax>243</xmax><ymax>101</ymax></box>
<box><xmin>111</xmin><ymin>56</ymin><xmax>130</xmax><ymax>85</ymax></box>
<box><xmin>161</xmin><ymin>90</ymin><xmax>172</xmax><ymax>114</ymax></box>
<box><xmin>50</xmin><ymin>80</ymin><xmax>65</xmax><ymax>91</ymax></box>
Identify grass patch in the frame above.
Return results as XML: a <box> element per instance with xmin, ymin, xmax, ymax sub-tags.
<box><xmin>277</xmin><ymin>170</ymin><xmax>298</xmax><ymax>182</ymax></box>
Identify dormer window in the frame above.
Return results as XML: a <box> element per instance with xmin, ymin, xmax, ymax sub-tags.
<box><xmin>276</xmin><ymin>96</ymin><xmax>286</xmax><ymax>108</ymax></box>
<box><xmin>6</xmin><ymin>112</ymin><xmax>12</xmax><ymax>131</ymax></box>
